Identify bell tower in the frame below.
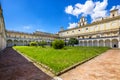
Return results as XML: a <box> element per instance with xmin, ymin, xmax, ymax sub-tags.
<box><xmin>78</xmin><ymin>16</ymin><xmax>87</xmax><ymax>27</ymax></box>
<box><xmin>110</xmin><ymin>9</ymin><xmax>119</xmax><ymax>18</ymax></box>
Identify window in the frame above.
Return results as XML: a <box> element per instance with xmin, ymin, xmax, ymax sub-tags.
<box><xmin>67</xmin><ymin>32</ymin><xmax>68</xmax><ymax>34</ymax></box>
<box><xmin>78</xmin><ymin>30</ymin><xmax>80</xmax><ymax>31</ymax></box>
<box><xmin>82</xmin><ymin>36</ymin><xmax>84</xmax><ymax>39</ymax></box>
<box><xmin>86</xmin><ymin>28</ymin><xmax>88</xmax><ymax>30</ymax></box>
<box><xmin>72</xmin><ymin>31</ymin><xmax>74</xmax><ymax>33</ymax></box>
<box><xmin>112</xmin><ymin>14</ymin><xmax>114</xmax><ymax>17</ymax></box>
<box><xmin>89</xmin><ymin>36</ymin><xmax>92</xmax><ymax>39</ymax></box>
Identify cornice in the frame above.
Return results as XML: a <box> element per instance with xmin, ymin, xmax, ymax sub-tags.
<box><xmin>60</xmin><ymin>28</ymin><xmax>119</xmax><ymax>38</ymax></box>
<box><xmin>59</xmin><ymin>15</ymin><xmax>120</xmax><ymax>33</ymax></box>
<box><xmin>6</xmin><ymin>30</ymin><xmax>59</xmax><ymax>38</ymax></box>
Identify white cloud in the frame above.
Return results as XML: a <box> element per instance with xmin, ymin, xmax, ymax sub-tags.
<box><xmin>111</xmin><ymin>6</ymin><xmax>116</xmax><ymax>10</ymax></box>
<box><xmin>36</xmin><ymin>29</ymin><xmax>40</xmax><ymax>31</ymax></box>
<box><xmin>23</xmin><ymin>26</ymin><xmax>31</xmax><ymax>30</ymax></box>
<box><xmin>65</xmin><ymin>0</ymin><xmax>108</xmax><ymax>21</ymax></box>
<box><xmin>65</xmin><ymin>0</ymin><xmax>94</xmax><ymax>17</ymax></box>
<box><xmin>65</xmin><ymin>5</ymin><xmax>73</xmax><ymax>14</ymax></box>
<box><xmin>36</xmin><ymin>29</ymin><xmax>46</xmax><ymax>32</ymax></box>
<box><xmin>67</xmin><ymin>22</ymin><xmax>78</xmax><ymax>29</ymax></box>
<box><xmin>94</xmin><ymin>0</ymin><xmax>108</xmax><ymax>11</ymax></box>
<box><xmin>91</xmin><ymin>0</ymin><xmax>108</xmax><ymax>21</ymax></box>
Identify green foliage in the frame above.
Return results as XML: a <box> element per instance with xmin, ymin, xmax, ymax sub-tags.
<box><xmin>52</xmin><ymin>39</ymin><xmax>65</xmax><ymax>49</ymax></box>
<box><xmin>30</xmin><ymin>42</ymin><xmax>38</xmax><ymax>46</ymax></box>
<box><xmin>68</xmin><ymin>38</ymin><xmax>79</xmax><ymax>46</ymax></box>
<box><xmin>38</xmin><ymin>41</ymin><xmax>47</xmax><ymax>47</ymax></box>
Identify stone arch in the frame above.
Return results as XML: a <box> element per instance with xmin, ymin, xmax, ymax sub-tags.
<box><xmin>28</xmin><ymin>41</ymin><xmax>31</xmax><ymax>45</ymax></box>
<box><xmin>112</xmin><ymin>39</ymin><xmax>118</xmax><ymax>48</ymax></box>
<box><xmin>79</xmin><ymin>41</ymin><xmax>83</xmax><ymax>46</ymax></box>
<box><xmin>105</xmin><ymin>39</ymin><xmax>110</xmax><ymax>47</ymax></box>
<box><xmin>88</xmin><ymin>40</ymin><xmax>92</xmax><ymax>46</ymax></box>
<box><xmin>93</xmin><ymin>40</ymin><xmax>97</xmax><ymax>46</ymax></box>
<box><xmin>14</xmin><ymin>40</ymin><xmax>18</xmax><ymax>46</ymax></box>
<box><xmin>18</xmin><ymin>40</ymin><xmax>23</xmax><ymax>46</ymax></box>
<box><xmin>24</xmin><ymin>40</ymin><xmax>27</xmax><ymax>46</ymax></box>
<box><xmin>99</xmin><ymin>40</ymin><xmax>104</xmax><ymax>47</ymax></box>
<box><xmin>7</xmin><ymin>39</ymin><xmax>13</xmax><ymax>47</ymax></box>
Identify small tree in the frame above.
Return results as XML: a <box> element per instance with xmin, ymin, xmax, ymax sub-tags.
<box><xmin>30</xmin><ymin>42</ymin><xmax>38</xmax><ymax>46</ymax></box>
<box><xmin>38</xmin><ymin>41</ymin><xmax>47</xmax><ymax>48</ymax></box>
<box><xmin>52</xmin><ymin>39</ymin><xmax>65</xmax><ymax>49</ymax></box>
<box><xmin>68</xmin><ymin>38</ymin><xmax>79</xmax><ymax>46</ymax></box>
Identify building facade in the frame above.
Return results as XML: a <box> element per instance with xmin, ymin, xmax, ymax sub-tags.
<box><xmin>0</xmin><ymin>6</ymin><xmax>6</xmax><ymax>50</ymax></box>
<box><xmin>6</xmin><ymin>30</ymin><xmax>58</xmax><ymax>47</ymax></box>
<box><xmin>59</xmin><ymin>9</ymin><xmax>120</xmax><ymax>48</ymax></box>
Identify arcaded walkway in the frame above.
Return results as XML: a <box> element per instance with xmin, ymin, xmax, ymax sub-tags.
<box><xmin>0</xmin><ymin>48</ymin><xmax>52</xmax><ymax>80</ymax></box>
<box><xmin>60</xmin><ymin>49</ymin><xmax>120</xmax><ymax>80</ymax></box>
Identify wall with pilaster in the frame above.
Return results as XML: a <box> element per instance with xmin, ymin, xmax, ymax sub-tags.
<box><xmin>0</xmin><ymin>7</ymin><xmax>6</xmax><ymax>50</ymax></box>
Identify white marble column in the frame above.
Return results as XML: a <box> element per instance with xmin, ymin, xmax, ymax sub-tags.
<box><xmin>79</xmin><ymin>40</ymin><xmax>80</xmax><ymax>46</ymax></box>
<box><xmin>103</xmin><ymin>40</ymin><xmax>105</xmax><ymax>47</ymax></box>
<box><xmin>110</xmin><ymin>40</ymin><xmax>112</xmax><ymax>48</ymax></box>
<box><xmin>118</xmin><ymin>41</ymin><xmax>120</xmax><ymax>48</ymax></box>
<box><xmin>97</xmin><ymin>40</ymin><xmax>99</xmax><ymax>47</ymax></box>
<box><xmin>83</xmin><ymin>41</ymin><xmax>84</xmax><ymax>46</ymax></box>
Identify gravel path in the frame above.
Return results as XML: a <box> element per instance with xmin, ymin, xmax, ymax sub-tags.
<box><xmin>60</xmin><ymin>49</ymin><xmax>120</xmax><ymax>80</ymax></box>
<box><xmin>0</xmin><ymin>48</ymin><xmax>52</xmax><ymax>80</ymax></box>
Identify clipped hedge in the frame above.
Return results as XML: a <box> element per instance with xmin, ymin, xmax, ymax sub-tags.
<box><xmin>52</xmin><ymin>39</ymin><xmax>65</xmax><ymax>49</ymax></box>
<box><xmin>30</xmin><ymin>42</ymin><xmax>38</xmax><ymax>46</ymax></box>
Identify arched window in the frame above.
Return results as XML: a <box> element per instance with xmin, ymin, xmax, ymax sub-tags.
<box><xmin>112</xmin><ymin>14</ymin><xmax>114</xmax><ymax>17</ymax></box>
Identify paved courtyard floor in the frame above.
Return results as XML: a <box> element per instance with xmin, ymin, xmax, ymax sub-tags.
<box><xmin>60</xmin><ymin>49</ymin><xmax>120</xmax><ymax>80</ymax></box>
<box><xmin>0</xmin><ymin>48</ymin><xmax>52</xmax><ymax>80</ymax></box>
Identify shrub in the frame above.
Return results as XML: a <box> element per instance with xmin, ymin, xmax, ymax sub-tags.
<box><xmin>52</xmin><ymin>39</ymin><xmax>65</xmax><ymax>49</ymax></box>
<box><xmin>30</xmin><ymin>42</ymin><xmax>38</xmax><ymax>46</ymax></box>
<box><xmin>68</xmin><ymin>38</ymin><xmax>79</xmax><ymax>46</ymax></box>
<box><xmin>38</xmin><ymin>41</ymin><xmax>47</xmax><ymax>47</ymax></box>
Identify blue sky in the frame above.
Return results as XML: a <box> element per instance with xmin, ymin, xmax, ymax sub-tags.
<box><xmin>1</xmin><ymin>0</ymin><xmax>120</xmax><ymax>33</ymax></box>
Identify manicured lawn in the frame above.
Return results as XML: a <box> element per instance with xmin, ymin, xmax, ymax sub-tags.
<box><xmin>14</xmin><ymin>46</ymin><xmax>109</xmax><ymax>74</ymax></box>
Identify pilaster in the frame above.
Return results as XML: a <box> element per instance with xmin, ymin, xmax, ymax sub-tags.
<box><xmin>118</xmin><ymin>41</ymin><xmax>120</xmax><ymax>48</ymax></box>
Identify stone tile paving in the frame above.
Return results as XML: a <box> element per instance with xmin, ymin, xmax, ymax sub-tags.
<box><xmin>60</xmin><ymin>49</ymin><xmax>120</xmax><ymax>80</ymax></box>
<box><xmin>0</xmin><ymin>48</ymin><xmax>52</xmax><ymax>80</ymax></box>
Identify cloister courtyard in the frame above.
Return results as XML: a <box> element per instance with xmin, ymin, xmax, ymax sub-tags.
<box><xmin>0</xmin><ymin>0</ymin><xmax>120</xmax><ymax>80</ymax></box>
